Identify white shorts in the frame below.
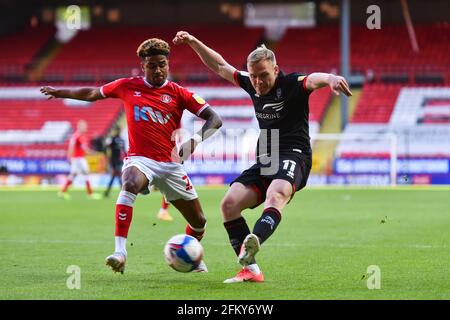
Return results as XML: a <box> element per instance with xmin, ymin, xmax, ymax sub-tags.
<box><xmin>122</xmin><ymin>156</ymin><xmax>198</xmax><ymax>202</ymax></box>
<box><xmin>70</xmin><ymin>157</ymin><xmax>89</xmax><ymax>175</ymax></box>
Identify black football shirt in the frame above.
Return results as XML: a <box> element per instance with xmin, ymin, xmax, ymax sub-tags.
<box><xmin>234</xmin><ymin>70</ymin><xmax>312</xmax><ymax>158</ymax></box>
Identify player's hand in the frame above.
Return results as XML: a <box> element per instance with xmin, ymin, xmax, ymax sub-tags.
<box><xmin>178</xmin><ymin>139</ymin><xmax>198</xmax><ymax>162</ymax></box>
<box><xmin>173</xmin><ymin>31</ymin><xmax>195</xmax><ymax>45</ymax></box>
<box><xmin>328</xmin><ymin>75</ymin><xmax>352</xmax><ymax>96</ymax></box>
<box><xmin>40</xmin><ymin>86</ymin><xmax>60</xmax><ymax>99</ymax></box>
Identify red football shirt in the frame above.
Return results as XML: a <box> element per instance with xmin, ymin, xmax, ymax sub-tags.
<box><xmin>101</xmin><ymin>77</ymin><xmax>209</xmax><ymax>162</ymax></box>
<box><xmin>70</xmin><ymin>131</ymin><xmax>87</xmax><ymax>158</ymax></box>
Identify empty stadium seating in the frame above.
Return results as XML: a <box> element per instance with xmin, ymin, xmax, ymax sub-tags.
<box><xmin>0</xmin><ymin>26</ymin><xmax>55</xmax><ymax>81</ymax></box>
<box><xmin>43</xmin><ymin>25</ymin><xmax>264</xmax><ymax>83</ymax></box>
<box><xmin>0</xmin><ymin>98</ymin><xmax>122</xmax><ymax>158</ymax></box>
<box><xmin>421</xmin><ymin>99</ymin><xmax>450</xmax><ymax>124</ymax></box>
<box><xmin>3</xmin><ymin>22</ymin><xmax>448</xmax><ymax>164</ymax></box>
<box><xmin>276</xmin><ymin>24</ymin><xmax>450</xmax><ymax>81</ymax></box>
<box><xmin>351</xmin><ymin>83</ymin><xmax>402</xmax><ymax>123</ymax></box>
<box><xmin>337</xmin><ymin>84</ymin><xmax>450</xmax><ymax>158</ymax></box>
<box><xmin>2</xmin><ymin>23</ymin><xmax>449</xmax><ymax>85</ymax></box>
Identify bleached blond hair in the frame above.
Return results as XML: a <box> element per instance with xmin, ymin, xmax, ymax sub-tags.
<box><xmin>247</xmin><ymin>44</ymin><xmax>276</xmax><ymax>66</ymax></box>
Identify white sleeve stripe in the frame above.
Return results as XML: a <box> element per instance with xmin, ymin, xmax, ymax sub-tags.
<box><xmin>196</xmin><ymin>104</ymin><xmax>210</xmax><ymax>116</ymax></box>
<box><xmin>99</xmin><ymin>86</ymin><xmax>106</xmax><ymax>98</ymax></box>
<box><xmin>240</xmin><ymin>71</ymin><xmax>249</xmax><ymax>77</ymax></box>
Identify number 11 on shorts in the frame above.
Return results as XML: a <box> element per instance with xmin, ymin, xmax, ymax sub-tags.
<box><xmin>283</xmin><ymin>160</ymin><xmax>296</xmax><ymax>179</ymax></box>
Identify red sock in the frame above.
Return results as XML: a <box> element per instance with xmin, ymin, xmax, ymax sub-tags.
<box><xmin>62</xmin><ymin>179</ymin><xmax>72</xmax><ymax>192</ymax></box>
<box><xmin>115</xmin><ymin>204</ymin><xmax>133</xmax><ymax>237</ymax></box>
<box><xmin>161</xmin><ymin>197</ymin><xmax>170</xmax><ymax>210</ymax></box>
<box><xmin>85</xmin><ymin>180</ymin><xmax>92</xmax><ymax>195</ymax></box>
<box><xmin>186</xmin><ymin>224</ymin><xmax>205</xmax><ymax>242</ymax></box>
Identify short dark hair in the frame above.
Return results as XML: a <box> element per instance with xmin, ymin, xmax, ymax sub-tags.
<box><xmin>137</xmin><ymin>38</ymin><xmax>170</xmax><ymax>59</ymax></box>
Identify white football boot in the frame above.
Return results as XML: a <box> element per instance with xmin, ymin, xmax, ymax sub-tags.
<box><xmin>238</xmin><ymin>233</ymin><xmax>260</xmax><ymax>266</ymax></box>
<box><xmin>193</xmin><ymin>260</ymin><xmax>208</xmax><ymax>273</ymax></box>
<box><xmin>105</xmin><ymin>252</ymin><xmax>127</xmax><ymax>274</ymax></box>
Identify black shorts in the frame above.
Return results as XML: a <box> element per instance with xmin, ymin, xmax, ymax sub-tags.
<box><xmin>231</xmin><ymin>152</ymin><xmax>312</xmax><ymax>208</ymax></box>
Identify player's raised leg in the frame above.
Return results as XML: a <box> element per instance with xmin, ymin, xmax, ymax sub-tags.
<box><xmin>105</xmin><ymin>166</ymin><xmax>149</xmax><ymax>274</ymax></box>
<box><xmin>239</xmin><ymin>179</ymin><xmax>291</xmax><ymax>266</ymax></box>
<box><xmin>221</xmin><ymin>182</ymin><xmax>264</xmax><ymax>283</ymax></box>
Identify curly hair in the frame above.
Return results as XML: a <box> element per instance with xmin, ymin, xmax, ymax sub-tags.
<box><xmin>136</xmin><ymin>38</ymin><xmax>170</xmax><ymax>59</ymax></box>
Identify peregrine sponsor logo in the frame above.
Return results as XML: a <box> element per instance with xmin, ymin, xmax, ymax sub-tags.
<box><xmin>161</xmin><ymin>94</ymin><xmax>172</xmax><ymax>103</ymax></box>
<box><xmin>255</xmin><ymin>112</ymin><xmax>281</xmax><ymax>120</ymax></box>
<box><xmin>134</xmin><ymin>105</ymin><xmax>172</xmax><ymax>124</ymax></box>
<box><xmin>262</xmin><ymin>101</ymin><xmax>285</xmax><ymax>112</ymax></box>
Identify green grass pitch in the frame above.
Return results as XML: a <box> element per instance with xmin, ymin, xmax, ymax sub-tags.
<box><xmin>0</xmin><ymin>186</ymin><xmax>449</xmax><ymax>300</ymax></box>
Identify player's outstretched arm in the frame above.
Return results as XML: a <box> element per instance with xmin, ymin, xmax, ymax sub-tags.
<box><xmin>40</xmin><ymin>86</ymin><xmax>104</xmax><ymax>102</ymax></box>
<box><xmin>305</xmin><ymin>73</ymin><xmax>352</xmax><ymax>96</ymax></box>
<box><xmin>173</xmin><ymin>31</ymin><xmax>237</xmax><ymax>85</ymax></box>
<box><xmin>178</xmin><ymin>107</ymin><xmax>223</xmax><ymax>162</ymax></box>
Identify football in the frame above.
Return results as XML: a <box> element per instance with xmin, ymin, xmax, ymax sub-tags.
<box><xmin>163</xmin><ymin>234</ymin><xmax>204</xmax><ymax>272</ymax></box>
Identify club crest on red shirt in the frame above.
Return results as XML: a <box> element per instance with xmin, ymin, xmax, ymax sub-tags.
<box><xmin>161</xmin><ymin>94</ymin><xmax>172</xmax><ymax>103</ymax></box>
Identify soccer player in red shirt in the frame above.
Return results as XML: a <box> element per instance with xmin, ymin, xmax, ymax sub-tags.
<box><xmin>40</xmin><ymin>38</ymin><xmax>222</xmax><ymax>274</ymax></box>
<box><xmin>58</xmin><ymin>119</ymin><xmax>95</xmax><ymax>199</ymax></box>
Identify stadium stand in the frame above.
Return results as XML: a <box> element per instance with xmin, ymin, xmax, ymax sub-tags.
<box><xmin>421</xmin><ymin>99</ymin><xmax>450</xmax><ymax>124</ymax></box>
<box><xmin>0</xmin><ymin>26</ymin><xmax>55</xmax><ymax>82</ymax></box>
<box><xmin>351</xmin><ymin>83</ymin><xmax>402</xmax><ymax>123</ymax></box>
<box><xmin>337</xmin><ymin>84</ymin><xmax>450</xmax><ymax>158</ymax></box>
<box><xmin>0</xmin><ymin>98</ymin><xmax>122</xmax><ymax>158</ymax></box>
<box><xmin>1</xmin><ymin>21</ymin><xmax>448</xmax><ymax>182</ymax></box>
<box><xmin>276</xmin><ymin>24</ymin><xmax>450</xmax><ymax>81</ymax></box>
<box><xmin>42</xmin><ymin>25</ymin><xmax>264</xmax><ymax>83</ymax></box>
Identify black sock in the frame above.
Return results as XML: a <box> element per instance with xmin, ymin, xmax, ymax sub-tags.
<box><xmin>223</xmin><ymin>217</ymin><xmax>251</xmax><ymax>256</ymax></box>
<box><xmin>253</xmin><ymin>207</ymin><xmax>282</xmax><ymax>245</ymax></box>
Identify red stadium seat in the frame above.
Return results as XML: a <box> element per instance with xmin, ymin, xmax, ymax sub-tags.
<box><xmin>0</xmin><ymin>99</ymin><xmax>122</xmax><ymax>158</ymax></box>
<box><xmin>42</xmin><ymin>25</ymin><xmax>264</xmax><ymax>83</ymax></box>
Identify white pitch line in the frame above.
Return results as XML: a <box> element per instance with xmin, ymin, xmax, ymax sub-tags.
<box><xmin>0</xmin><ymin>238</ymin><xmax>446</xmax><ymax>249</ymax></box>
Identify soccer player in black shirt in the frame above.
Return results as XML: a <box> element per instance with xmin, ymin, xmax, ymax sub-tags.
<box><xmin>174</xmin><ymin>31</ymin><xmax>352</xmax><ymax>283</ymax></box>
<box><xmin>104</xmin><ymin>126</ymin><xmax>126</xmax><ymax>198</ymax></box>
